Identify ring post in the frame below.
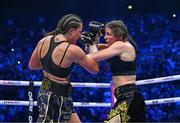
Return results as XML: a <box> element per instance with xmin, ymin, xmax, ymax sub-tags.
<box><xmin>28</xmin><ymin>81</ymin><xmax>34</xmax><ymax>123</ymax></box>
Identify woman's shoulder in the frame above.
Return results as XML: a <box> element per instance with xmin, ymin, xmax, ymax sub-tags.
<box><xmin>113</xmin><ymin>41</ymin><xmax>133</xmax><ymax>48</ymax></box>
<box><xmin>68</xmin><ymin>44</ymin><xmax>84</xmax><ymax>53</ymax></box>
<box><xmin>39</xmin><ymin>35</ymin><xmax>52</xmax><ymax>43</ymax></box>
<box><xmin>111</xmin><ymin>41</ymin><xmax>126</xmax><ymax>48</ymax></box>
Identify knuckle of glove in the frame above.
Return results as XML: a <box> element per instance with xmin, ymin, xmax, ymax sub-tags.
<box><xmin>80</xmin><ymin>32</ymin><xmax>95</xmax><ymax>45</ymax></box>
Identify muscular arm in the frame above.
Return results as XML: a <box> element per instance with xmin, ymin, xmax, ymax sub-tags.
<box><xmin>89</xmin><ymin>41</ymin><xmax>126</xmax><ymax>62</ymax></box>
<box><xmin>96</xmin><ymin>43</ymin><xmax>109</xmax><ymax>50</ymax></box>
<box><xmin>28</xmin><ymin>40</ymin><xmax>43</xmax><ymax>70</ymax></box>
<box><xmin>73</xmin><ymin>45</ymin><xmax>99</xmax><ymax>74</ymax></box>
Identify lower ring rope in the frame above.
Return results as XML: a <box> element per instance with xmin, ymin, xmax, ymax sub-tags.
<box><xmin>0</xmin><ymin>97</ymin><xmax>179</xmax><ymax>107</ymax></box>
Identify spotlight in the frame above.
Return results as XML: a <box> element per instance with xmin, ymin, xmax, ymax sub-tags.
<box><xmin>173</xmin><ymin>14</ymin><xmax>176</xmax><ymax>18</ymax></box>
<box><xmin>18</xmin><ymin>61</ymin><xmax>21</xmax><ymax>64</ymax></box>
<box><xmin>128</xmin><ymin>5</ymin><xmax>133</xmax><ymax>10</ymax></box>
<box><xmin>11</xmin><ymin>48</ymin><xmax>14</xmax><ymax>52</ymax></box>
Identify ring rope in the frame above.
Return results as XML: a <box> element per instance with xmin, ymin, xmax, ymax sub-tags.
<box><xmin>0</xmin><ymin>97</ymin><xmax>179</xmax><ymax>107</ymax></box>
<box><xmin>0</xmin><ymin>75</ymin><xmax>179</xmax><ymax>88</ymax></box>
<box><xmin>0</xmin><ymin>75</ymin><xmax>179</xmax><ymax>108</ymax></box>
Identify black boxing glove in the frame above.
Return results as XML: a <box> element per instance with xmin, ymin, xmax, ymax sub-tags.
<box><xmin>80</xmin><ymin>31</ymin><xmax>95</xmax><ymax>45</ymax></box>
<box><xmin>89</xmin><ymin>21</ymin><xmax>105</xmax><ymax>36</ymax></box>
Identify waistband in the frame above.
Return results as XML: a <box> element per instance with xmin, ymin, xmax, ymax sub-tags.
<box><xmin>112</xmin><ymin>71</ymin><xmax>136</xmax><ymax>76</ymax></box>
<box><xmin>40</xmin><ymin>77</ymin><xmax>72</xmax><ymax>97</ymax></box>
<box><xmin>114</xmin><ymin>83</ymin><xmax>138</xmax><ymax>99</ymax></box>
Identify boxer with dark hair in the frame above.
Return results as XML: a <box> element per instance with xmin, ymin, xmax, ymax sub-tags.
<box><xmin>88</xmin><ymin>20</ymin><xmax>146</xmax><ymax>122</ymax></box>
<box><xmin>29</xmin><ymin>14</ymin><xmax>99</xmax><ymax>122</ymax></box>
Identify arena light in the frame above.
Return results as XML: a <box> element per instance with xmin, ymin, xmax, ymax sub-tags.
<box><xmin>11</xmin><ymin>48</ymin><xmax>14</xmax><ymax>52</ymax></box>
<box><xmin>18</xmin><ymin>61</ymin><xmax>21</xmax><ymax>64</ymax></box>
<box><xmin>128</xmin><ymin>5</ymin><xmax>133</xmax><ymax>10</ymax></box>
<box><xmin>173</xmin><ymin>14</ymin><xmax>176</xmax><ymax>18</ymax></box>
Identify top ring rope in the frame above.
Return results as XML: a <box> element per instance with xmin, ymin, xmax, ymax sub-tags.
<box><xmin>0</xmin><ymin>75</ymin><xmax>179</xmax><ymax>88</ymax></box>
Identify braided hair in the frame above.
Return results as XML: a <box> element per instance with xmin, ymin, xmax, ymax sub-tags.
<box><xmin>45</xmin><ymin>14</ymin><xmax>82</xmax><ymax>36</ymax></box>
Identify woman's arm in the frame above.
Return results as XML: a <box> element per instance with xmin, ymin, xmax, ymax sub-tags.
<box><xmin>96</xmin><ymin>43</ymin><xmax>109</xmax><ymax>50</ymax></box>
<box><xmin>72</xmin><ymin>45</ymin><xmax>99</xmax><ymax>74</ymax></box>
<box><xmin>28</xmin><ymin>41</ymin><xmax>43</xmax><ymax>70</ymax></box>
<box><xmin>89</xmin><ymin>41</ymin><xmax>126</xmax><ymax>62</ymax></box>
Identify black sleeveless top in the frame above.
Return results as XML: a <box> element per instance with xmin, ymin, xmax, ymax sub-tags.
<box><xmin>108</xmin><ymin>41</ymin><xmax>137</xmax><ymax>76</ymax></box>
<box><xmin>108</xmin><ymin>57</ymin><xmax>136</xmax><ymax>76</ymax></box>
<box><xmin>40</xmin><ymin>36</ymin><xmax>74</xmax><ymax>78</ymax></box>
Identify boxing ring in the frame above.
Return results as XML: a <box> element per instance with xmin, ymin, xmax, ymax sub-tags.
<box><xmin>0</xmin><ymin>74</ymin><xmax>180</xmax><ymax>122</ymax></box>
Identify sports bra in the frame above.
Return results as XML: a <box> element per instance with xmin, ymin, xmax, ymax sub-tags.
<box><xmin>40</xmin><ymin>36</ymin><xmax>74</xmax><ymax>78</ymax></box>
<box><xmin>108</xmin><ymin>41</ymin><xmax>137</xmax><ymax>76</ymax></box>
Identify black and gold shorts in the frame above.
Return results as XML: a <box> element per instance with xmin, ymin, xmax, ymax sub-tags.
<box><xmin>36</xmin><ymin>78</ymin><xmax>75</xmax><ymax>122</ymax></box>
<box><xmin>104</xmin><ymin>84</ymin><xmax>146</xmax><ymax>122</ymax></box>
